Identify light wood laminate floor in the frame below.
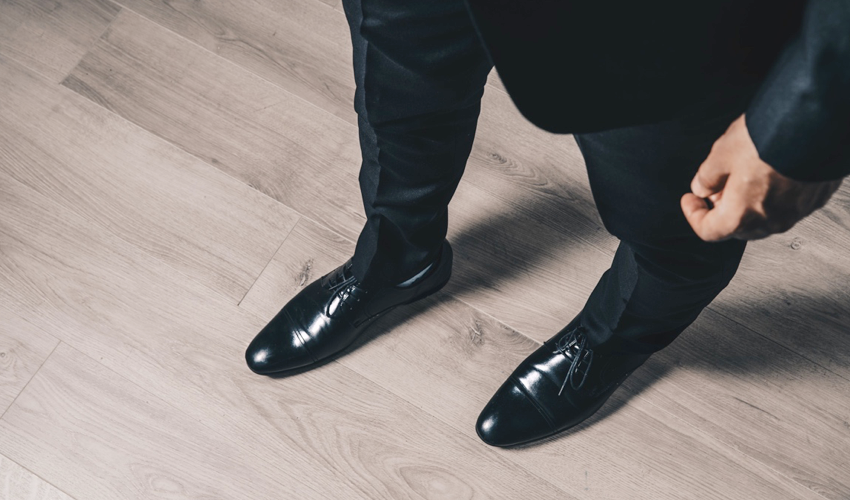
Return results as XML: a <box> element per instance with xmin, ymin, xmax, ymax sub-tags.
<box><xmin>1</xmin><ymin>1</ymin><xmax>848</xmax><ymax>499</ymax></box>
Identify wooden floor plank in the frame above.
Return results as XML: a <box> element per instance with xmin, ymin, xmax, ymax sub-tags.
<box><xmin>314</xmin><ymin>0</ymin><xmax>344</xmax><ymax>14</ymax></box>
<box><xmin>63</xmin><ymin>9</ymin><xmax>366</xmax><ymax>242</ymax></box>
<box><xmin>0</xmin><ymin>342</ymin><xmax>353</xmax><ymax>500</ymax></box>
<box><xmin>0</xmin><ymin>135</ymin><xmax>571</xmax><ymax>500</ymax></box>
<box><xmin>0</xmin><ymin>306</ymin><xmax>59</xmax><ymax>418</ymax></box>
<box><xmin>708</xmin><ymin>194</ymin><xmax>850</xmax><ymax>381</ymax></box>
<box><xmin>467</xmin><ymin>88</ymin><xmax>615</xmax><ymax>256</ymax></box>
<box><xmin>101</xmin><ymin>0</ymin><xmax>614</xmax><ymax>260</ymax></box>
<box><xmin>0</xmin><ymin>54</ymin><xmax>301</xmax><ymax>303</ymax></box>
<box><xmin>239</xmin><ymin>215</ymin><xmax>827</xmax><ymax>500</ymax></box>
<box><xmin>61</xmin><ymin>8</ymin><xmax>616</xmax><ymax>340</ymax></box>
<box><xmin>0</xmin><ymin>171</ymin><xmax>359</xmax><ymax>499</ymax></box>
<box><xmin>239</xmin><ymin>218</ymin><xmax>354</xmax><ymax>309</ymax></box>
<box><xmin>445</xmin><ymin>181</ymin><xmax>612</xmax><ymax>340</ymax></box>
<box><xmin>487</xmin><ymin>68</ymin><xmax>508</xmax><ymax>93</ymax></box>
<box><xmin>0</xmin><ymin>0</ymin><xmax>119</xmax><ymax>83</ymax></box>
<box><xmin>0</xmin><ymin>453</ymin><xmax>73</xmax><ymax>500</ymax></box>
<box><xmin>115</xmin><ymin>315</ymin><xmax>573</xmax><ymax>499</ymax></box>
<box><xmin>635</xmin><ymin>308</ymin><xmax>850</xmax><ymax>500</ymax></box>
<box><xmin>115</xmin><ymin>0</ymin><xmax>355</xmax><ymax>122</ymax></box>
<box><xmin>132</xmin><ymin>0</ymin><xmax>613</xmax><ymax>255</ymax></box>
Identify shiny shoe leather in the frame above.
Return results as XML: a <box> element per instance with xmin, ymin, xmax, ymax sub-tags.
<box><xmin>476</xmin><ymin>318</ymin><xmax>650</xmax><ymax>447</ymax></box>
<box><xmin>245</xmin><ymin>240</ymin><xmax>453</xmax><ymax>374</ymax></box>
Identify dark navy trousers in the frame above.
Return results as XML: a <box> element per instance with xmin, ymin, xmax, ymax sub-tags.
<box><xmin>342</xmin><ymin>0</ymin><xmax>749</xmax><ymax>352</ymax></box>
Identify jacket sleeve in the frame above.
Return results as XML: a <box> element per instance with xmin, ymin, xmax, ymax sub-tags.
<box><xmin>745</xmin><ymin>0</ymin><xmax>850</xmax><ymax>182</ymax></box>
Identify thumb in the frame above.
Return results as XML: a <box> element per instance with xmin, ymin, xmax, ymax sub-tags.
<box><xmin>691</xmin><ymin>155</ymin><xmax>731</xmax><ymax>199</ymax></box>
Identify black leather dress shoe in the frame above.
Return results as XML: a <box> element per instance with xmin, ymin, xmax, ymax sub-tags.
<box><xmin>476</xmin><ymin>319</ymin><xmax>651</xmax><ymax>447</ymax></box>
<box><xmin>245</xmin><ymin>240</ymin><xmax>453</xmax><ymax>374</ymax></box>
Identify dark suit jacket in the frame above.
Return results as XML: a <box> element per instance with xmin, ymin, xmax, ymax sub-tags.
<box><xmin>463</xmin><ymin>0</ymin><xmax>850</xmax><ymax>182</ymax></box>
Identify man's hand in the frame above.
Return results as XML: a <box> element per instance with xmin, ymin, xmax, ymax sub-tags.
<box><xmin>681</xmin><ymin>114</ymin><xmax>843</xmax><ymax>241</ymax></box>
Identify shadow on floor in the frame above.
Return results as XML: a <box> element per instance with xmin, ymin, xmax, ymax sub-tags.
<box><xmin>273</xmin><ymin>186</ymin><xmax>848</xmax><ymax>448</ymax></box>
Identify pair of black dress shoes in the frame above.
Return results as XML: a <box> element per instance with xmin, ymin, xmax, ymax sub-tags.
<box><xmin>245</xmin><ymin>240</ymin><xmax>650</xmax><ymax>447</ymax></box>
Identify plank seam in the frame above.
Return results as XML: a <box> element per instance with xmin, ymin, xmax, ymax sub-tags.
<box><xmin>706</xmin><ymin>305</ymin><xmax>850</xmax><ymax>383</ymax></box>
<box><xmin>635</xmin><ymin>389</ymin><xmax>833</xmax><ymax>500</ymax></box>
<box><xmin>0</xmin><ymin>338</ymin><xmax>60</xmax><ymax>421</ymax></box>
<box><xmin>55</xmin><ymin>1</ymin><xmax>124</xmax><ymax>86</ymax></box>
<box><xmin>60</xmin><ymin>7</ymin><xmax>613</xmax><ymax>262</ymax></box>
<box><xmin>0</xmin><ymin>449</ymin><xmax>79</xmax><ymax>500</ymax></box>
<box><xmin>237</xmin><ymin>215</ymin><xmax>303</xmax><ymax>307</ymax></box>
<box><xmin>0</xmin><ymin>115</ymin><xmax>263</xmax><ymax>314</ymax></box>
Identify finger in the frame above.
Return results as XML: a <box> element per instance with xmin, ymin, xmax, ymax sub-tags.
<box><xmin>691</xmin><ymin>156</ymin><xmax>731</xmax><ymax>198</ymax></box>
<box><xmin>681</xmin><ymin>192</ymin><xmax>738</xmax><ymax>241</ymax></box>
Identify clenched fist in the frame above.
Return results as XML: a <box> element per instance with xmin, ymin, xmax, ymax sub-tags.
<box><xmin>681</xmin><ymin>114</ymin><xmax>843</xmax><ymax>241</ymax></box>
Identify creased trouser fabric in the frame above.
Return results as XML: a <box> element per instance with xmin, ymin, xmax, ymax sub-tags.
<box><xmin>342</xmin><ymin>0</ymin><xmax>752</xmax><ymax>351</ymax></box>
<box><xmin>343</xmin><ymin>0</ymin><xmax>493</xmax><ymax>288</ymax></box>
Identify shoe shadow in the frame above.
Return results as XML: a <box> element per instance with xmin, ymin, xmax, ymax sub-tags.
<box><xmin>274</xmin><ymin>186</ymin><xmax>848</xmax><ymax>451</ymax></box>
<box><xmin>445</xmin><ymin>181</ymin><xmax>615</xmax><ymax>299</ymax></box>
<box><xmin>269</xmin><ymin>187</ymin><xmax>610</xmax><ymax>380</ymax></box>
<box><xmin>267</xmin><ymin>188</ymin><xmax>661</xmax><ymax>445</ymax></box>
<box><xmin>685</xmin><ymin>291</ymin><xmax>850</xmax><ymax>379</ymax></box>
<box><xmin>446</xmin><ymin>188</ymin><xmax>675</xmax><ymax>445</ymax></box>
<box><xmin>509</xmin><ymin>288</ymin><xmax>850</xmax><ymax>448</ymax></box>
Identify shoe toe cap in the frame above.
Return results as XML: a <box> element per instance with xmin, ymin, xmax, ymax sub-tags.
<box><xmin>245</xmin><ymin>317</ymin><xmax>315</xmax><ymax>375</ymax></box>
<box><xmin>476</xmin><ymin>379</ymin><xmax>554</xmax><ymax>448</ymax></box>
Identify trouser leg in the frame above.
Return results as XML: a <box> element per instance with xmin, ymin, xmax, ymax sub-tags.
<box><xmin>341</xmin><ymin>0</ymin><xmax>493</xmax><ymax>289</ymax></box>
<box><xmin>573</xmin><ymin>98</ymin><xmax>751</xmax><ymax>353</ymax></box>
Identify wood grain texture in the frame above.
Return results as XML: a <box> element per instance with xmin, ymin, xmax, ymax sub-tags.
<box><xmin>445</xmin><ymin>169</ymin><xmax>612</xmax><ymax>341</ymax></box>
<box><xmin>315</xmin><ymin>0</ymin><xmax>344</xmax><ymax>13</ymax></box>
<box><xmin>709</xmin><ymin>190</ymin><xmax>850</xmax><ymax>381</ymax></box>
<box><xmin>0</xmin><ymin>341</ymin><xmax>353</xmax><ymax>500</ymax></box>
<box><xmin>239</xmin><ymin>217</ymin><xmax>355</xmax><ymax>309</ymax></box>
<box><xmin>72</xmin><ymin>0</ymin><xmax>621</xmax><ymax>343</ymax></box>
<box><xmin>0</xmin><ymin>306</ymin><xmax>59</xmax><ymax>417</ymax></box>
<box><xmin>0</xmin><ymin>0</ymin><xmax>119</xmax><ymax>83</ymax></box>
<box><xmin>0</xmin><ymin>111</ymin><xmax>569</xmax><ymax>500</ymax></box>
<box><xmin>61</xmin><ymin>8</ymin><xmax>617</xmax><ymax>340</ymax></box>
<box><xmin>106</xmin><ymin>0</ymin><xmax>613</xmax><ymax>259</ymax></box>
<box><xmin>0</xmin><ymin>454</ymin><xmax>72</xmax><ymax>500</ymax></box>
<box><xmin>238</xmin><ymin>176</ymin><xmax>613</xmax><ymax>343</ymax></box>
<box><xmin>63</xmin><ymin>9</ymin><xmax>366</xmax><ymax>242</ymax></box>
<box><xmin>0</xmin><ymin>170</ymin><xmax>359</xmax><ymax>499</ymax></box>
<box><xmin>238</xmin><ymin>214</ymin><xmax>825</xmax><ymax>500</ymax></box>
<box><xmin>0</xmin><ymin>55</ymin><xmax>301</xmax><ymax>303</ymax></box>
<box><xmin>486</xmin><ymin>68</ymin><xmax>508</xmax><ymax>93</ymax></box>
<box><xmin>633</xmin><ymin>308</ymin><xmax>850</xmax><ymax>500</ymax></box>
<box><xmin>114</xmin><ymin>0</ymin><xmax>356</xmax><ymax>122</ymax></box>
<box><xmin>467</xmin><ymin>88</ymin><xmax>615</xmax><ymax>256</ymax></box>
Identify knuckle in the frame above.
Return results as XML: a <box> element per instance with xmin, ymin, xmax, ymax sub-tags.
<box><xmin>742</xmin><ymin>174</ymin><xmax>760</xmax><ymax>187</ymax></box>
<box><xmin>708</xmin><ymin>139</ymin><xmax>725</xmax><ymax>156</ymax></box>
